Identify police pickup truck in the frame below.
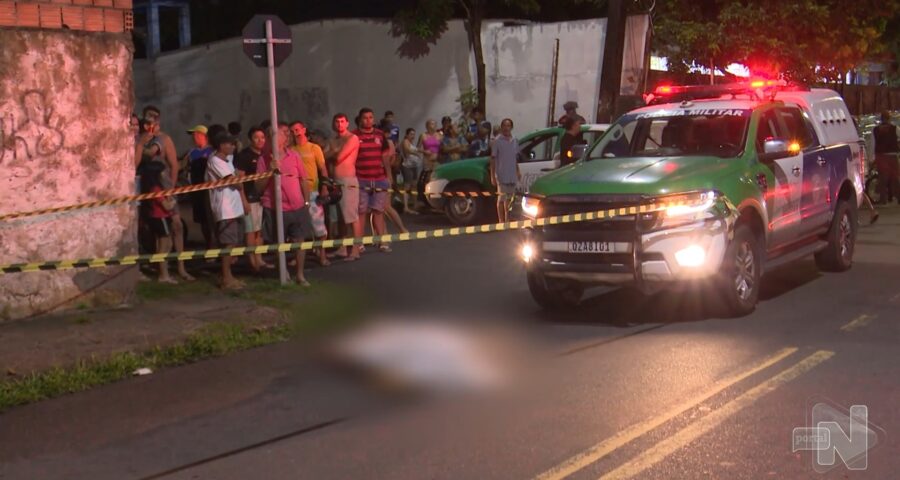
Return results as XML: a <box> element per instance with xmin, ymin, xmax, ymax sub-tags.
<box><xmin>520</xmin><ymin>81</ymin><xmax>866</xmax><ymax>316</ymax></box>
<box><xmin>423</xmin><ymin>124</ymin><xmax>608</xmax><ymax>225</ymax></box>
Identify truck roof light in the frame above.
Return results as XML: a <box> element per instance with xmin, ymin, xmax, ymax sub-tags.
<box><xmin>647</xmin><ymin>80</ymin><xmax>796</xmax><ymax>105</ymax></box>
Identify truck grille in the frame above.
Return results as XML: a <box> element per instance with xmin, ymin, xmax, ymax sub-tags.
<box><xmin>538</xmin><ymin>194</ymin><xmax>657</xmax><ymax>236</ymax></box>
<box><xmin>534</xmin><ymin>194</ymin><xmax>657</xmax><ymax>268</ymax></box>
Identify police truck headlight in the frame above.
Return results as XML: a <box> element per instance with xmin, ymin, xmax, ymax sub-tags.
<box><xmin>520</xmin><ymin>243</ymin><xmax>535</xmax><ymax>263</ymax></box>
<box><xmin>675</xmin><ymin>245</ymin><xmax>707</xmax><ymax>267</ymax></box>
<box><xmin>653</xmin><ymin>191</ymin><xmax>724</xmax><ymax>230</ymax></box>
<box><xmin>522</xmin><ymin>196</ymin><xmax>541</xmax><ymax>219</ymax></box>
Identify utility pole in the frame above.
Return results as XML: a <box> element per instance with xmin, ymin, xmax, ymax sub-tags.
<box><xmin>597</xmin><ymin>0</ymin><xmax>627</xmax><ymax>123</ymax></box>
<box><xmin>547</xmin><ymin>38</ymin><xmax>560</xmax><ymax>127</ymax></box>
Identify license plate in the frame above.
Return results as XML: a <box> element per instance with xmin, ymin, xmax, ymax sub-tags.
<box><xmin>567</xmin><ymin>241</ymin><xmax>613</xmax><ymax>253</ymax></box>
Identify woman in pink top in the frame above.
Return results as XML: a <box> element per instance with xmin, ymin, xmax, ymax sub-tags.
<box><xmin>418</xmin><ymin>119</ymin><xmax>441</xmax><ymax>172</ymax></box>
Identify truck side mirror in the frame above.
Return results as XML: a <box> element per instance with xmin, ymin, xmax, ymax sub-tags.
<box><xmin>759</xmin><ymin>139</ymin><xmax>791</xmax><ymax>162</ymax></box>
<box><xmin>570</xmin><ymin>144</ymin><xmax>589</xmax><ymax>161</ymax></box>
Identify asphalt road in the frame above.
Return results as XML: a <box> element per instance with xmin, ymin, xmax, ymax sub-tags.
<box><xmin>1</xmin><ymin>206</ymin><xmax>898</xmax><ymax>480</ymax></box>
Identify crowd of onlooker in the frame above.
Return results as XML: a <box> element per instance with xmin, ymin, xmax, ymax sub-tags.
<box><xmin>131</xmin><ymin>104</ymin><xmax>525</xmax><ymax>289</ymax></box>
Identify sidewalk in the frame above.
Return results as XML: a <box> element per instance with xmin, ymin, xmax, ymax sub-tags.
<box><xmin>0</xmin><ymin>267</ymin><xmax>366</xmax><ymax>410</ymax></box>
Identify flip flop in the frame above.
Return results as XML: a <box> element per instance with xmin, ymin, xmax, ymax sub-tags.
<box><xmin>343</xmin><ymin>255</ymin><xmax>360</xmax><ymax>262</ymax></box>
<box><xmin>221</xmin><ymin>279</ymin><xmax>246</xmax><ymax>290</ymax></box>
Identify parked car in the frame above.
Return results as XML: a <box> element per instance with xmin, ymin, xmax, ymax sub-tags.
<box><xmin>423</xmin><ymin>124</ymin><xmax>609</xmax><ymax>225</ymax></box>
<box><xmin>520</xmin><ymin>81</ymin><xmax>865</xmax><ymax>316</ymax></box>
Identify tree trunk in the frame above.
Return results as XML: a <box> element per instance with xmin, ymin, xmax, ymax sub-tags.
<box><xmin>467</xmin><ymin>9</ymin><xmax>487</xmax><ymax>114</ymax></box>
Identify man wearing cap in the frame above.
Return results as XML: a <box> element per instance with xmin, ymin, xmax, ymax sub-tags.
<box><xmin>558</xmin><ymin>101</ymin><xmax>587</xmax><ymax>126</ymax></box>
<box><xmin>184</xmin><ymin>124</ymin><xmax>216</xmax><ymax>249</ymax></box>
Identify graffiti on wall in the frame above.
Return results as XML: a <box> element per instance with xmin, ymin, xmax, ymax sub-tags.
<box><xmin>0</xmin><ymin>90</ymin><xmax>65</xmax><ymax>165</ymax></box>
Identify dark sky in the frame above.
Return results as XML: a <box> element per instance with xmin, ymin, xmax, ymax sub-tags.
<box><xmin>134</xmin><ymin>0</ymin><xmax>607</xmax><ymax>55</ymax></box>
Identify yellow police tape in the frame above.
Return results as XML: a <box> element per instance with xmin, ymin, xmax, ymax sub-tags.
<box><xmin>362</xmin><ymin>186</ymin><xmax>497</xmax><ymax>198</ymax></box>
<box><xmin>0</xmin><ymin>203</ymin><xmax>667</xmax><ymax>274</ymax></box>
<box><xmin>0</xmin><ymin>172</ymin><xmax>274</xmax><ymax>222</ymax></box>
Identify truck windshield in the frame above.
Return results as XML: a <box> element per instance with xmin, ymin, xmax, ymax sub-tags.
<box><xmin>587</xmin><ymin>109</ymin><xmax>751</xmax><ymax>160</ymax></box>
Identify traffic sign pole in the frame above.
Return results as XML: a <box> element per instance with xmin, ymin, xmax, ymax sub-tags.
<box><xmin>242</xmin><ymin>14</ymin><xmax>292</xmax><ymax>285</ymax></box>
<box><xmin>266</xmin><ymin>19</ymin><xmax>288</xmax><ymax>285</ymax></box>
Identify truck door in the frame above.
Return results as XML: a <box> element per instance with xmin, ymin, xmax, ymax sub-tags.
<box><xmin>777</xmin><ymin>106</ymin><xmax>832</xmax><ymax>237</ymax></box>
<box><xmin>756</xmin><ymin>108</ymin><xmax>803</xmax><ymax>249</ymax></box>
<box><xmin>517</xmin><ymin>132</ymin><xmax>558</xmax><ymax>192</ymax></box>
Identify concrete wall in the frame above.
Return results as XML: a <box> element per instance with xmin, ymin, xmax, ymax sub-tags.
<box><xmin>133</xmin><ymin>18</ymin><xmax>607</xmax><ymax>153</ymax></box>
<box><xmin>0</xmin><ymin>28</ymin><xmax>136</xmax><ymax>321</ymax></box>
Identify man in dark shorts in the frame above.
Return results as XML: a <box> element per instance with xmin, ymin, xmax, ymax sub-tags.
<box><xmin>206</xmin><ymin>132</ymin><xmax>246</xmax><ymax>290</ymax></box>
<box><xmin>183</xmin><ymin>125</ymin><xmax>215</xmax><ymax>248</ymax></box>
<box><xmin>136</xmin><ymin>106</ymin><xmax>193</xmax><ymax>280</ymax></box>
<box><xmin>256</xmin><ymin>123</ymin><xmax>313</xmax><ymax>286</ymax></box>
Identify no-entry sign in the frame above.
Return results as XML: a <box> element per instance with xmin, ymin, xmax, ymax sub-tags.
<box><xmin>242</xmin><ymin>14</ymin><xmax>292</xmax><ymax>68</ymax></box>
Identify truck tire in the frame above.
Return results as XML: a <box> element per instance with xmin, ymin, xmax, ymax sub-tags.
<box><xmin>814</xmin><ymin>199</ymin><xmax>857</xmax><ymax>272</ymax></box>
<box><xmin>716</xmin><ymin>224</ymin><xmax>761</xmax><ymax>317</ymax></box>
<box><xmin>445</xmin><ymin>182</ymin><xmax>486</xmax><ymax>226</ymax></box>
<box><xmin>527</xmin><ymin>271</ymin><xmax>584</xmax><ymax>310</ymax></box>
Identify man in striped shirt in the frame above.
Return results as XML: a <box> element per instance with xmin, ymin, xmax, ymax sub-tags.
<box><xmin>352</xmin><ymin>108</ymin><xmax>394</xmax><ymax>252</ymax></box>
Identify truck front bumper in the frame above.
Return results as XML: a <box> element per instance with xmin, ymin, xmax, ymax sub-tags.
<box><xmin>424</xmin><ymin>178</ymin><xmax>448</xmax><ymax>210</ymax></box>
<box><xmin>523</xmin><ymin>214</ymin><xmax>736</xmax><ymax>290</ymax></box>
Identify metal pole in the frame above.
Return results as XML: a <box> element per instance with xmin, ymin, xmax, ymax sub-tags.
<box><xmin>597</xmin><ymin>0</ymin><xmax>626</xmax><ymax>123</ymax></box>
<box><xmin>266</xmin><ymin>19</ymin><xmax>288</xmax><ymax>285</ymax></box>
<box><xmin>547</xmin><ymin>38</ymin><xmax>560</xmax><ymax>128</ymax></box>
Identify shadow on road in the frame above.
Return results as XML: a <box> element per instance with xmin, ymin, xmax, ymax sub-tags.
<box><xmin>534</xmin><ymin>259</ymin><xmax>824</xmax><ymax>327</ymax></box>
<box><xmin>759</xmin><ymin>259</ymin><xmax>823</xmax><ymax>301</ymax></box>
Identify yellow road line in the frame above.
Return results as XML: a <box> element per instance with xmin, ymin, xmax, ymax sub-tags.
<box><xmin>599</xmin><ymin>350</ymin><xmax>835</xmax><ymax>480</ymax></box>
<box><xmin>840</xmin><ymin>314</ymin><xmax>876</xmax><ymax>332</ymax></box>
<box><xmin>533</xmin><ymin>347</ymin><xmax>798</xmax><ymax>480</ymax></box>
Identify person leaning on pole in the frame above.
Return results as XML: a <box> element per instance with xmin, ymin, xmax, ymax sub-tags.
<box><xmin>256</xmin><ymin>123</ymin><xmax>314</xmax><ymax>286</ymax></box>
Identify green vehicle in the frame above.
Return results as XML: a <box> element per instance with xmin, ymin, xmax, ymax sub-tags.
<box><xmin>423</xmin><ymin>124</ymin><xmax>608</xmax><ymax>225</ymax></box>
<box><xmin>520</xmin><ymin>83</ymin><xmax>866</xmax><ymax>316</ymax></box>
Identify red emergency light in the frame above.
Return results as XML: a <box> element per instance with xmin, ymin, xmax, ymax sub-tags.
<box><xmin>655</xmin><ymin>85</ymin><xmax>674</xmax><ymax>95</ymax></box>
<box><xmin>646</xmin><ymin>79</ymin><xmax>796</xmax><ymax>105</ymax></box>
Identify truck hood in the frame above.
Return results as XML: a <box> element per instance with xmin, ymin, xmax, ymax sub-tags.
<box><xmin>431</xmin><ymin>156</ymin><xmax>489</xmax><ymax>182</ymax></box>
<box><xmin>531</xmin><ymin>155</ymin><xmax>735</xmax><ymax>196</ymax></box>
<box><xmin>432</xmin><ymin>157</ymin><xmax>489</xmax><ymax>179</ymax></box>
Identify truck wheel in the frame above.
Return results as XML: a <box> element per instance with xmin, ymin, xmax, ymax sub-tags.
<box><xmin>815</xmin><ymin>199</ymin><xmax>857</xmax><ymax>272</ymax></box>
<box><xmin>527</xmin><ymin>271</ymin><xmax>584</xmax><ymax>310</ymax></box>
<box><xmin>716</xmin><ymin>224</ymin><xmax>761</xmax><ymax>317</ymax></box>
<box><xmin>445</xmin><ymin>183</ymin><xmax>484</xmax><ymax>225</ymax></box>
